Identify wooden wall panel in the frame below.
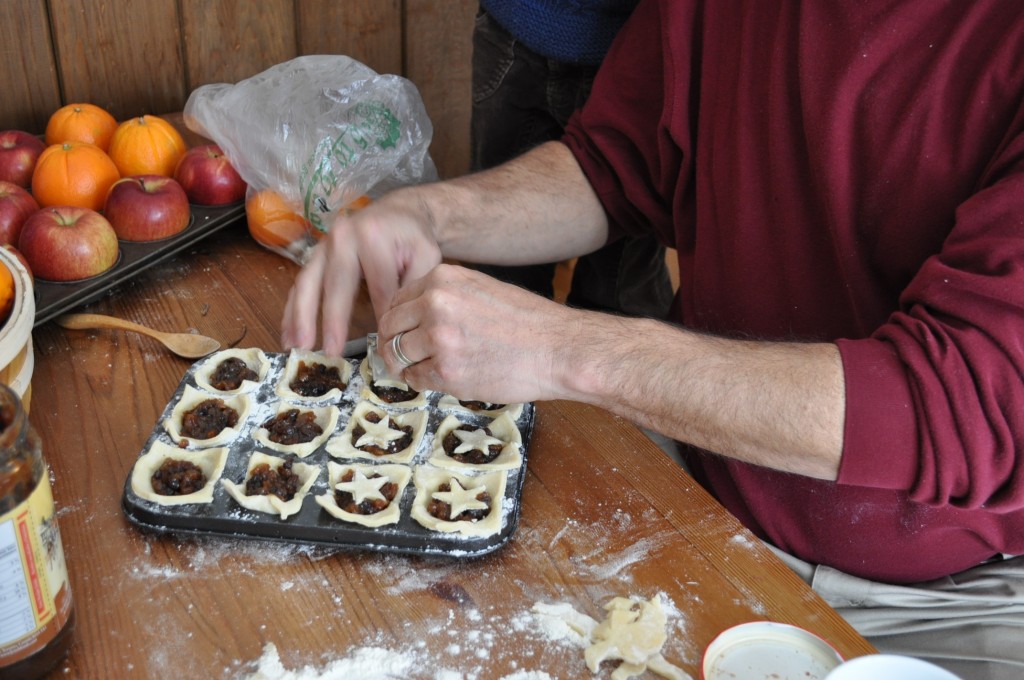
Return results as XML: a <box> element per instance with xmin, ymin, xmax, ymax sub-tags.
<box><xmin>47</xmin><ymin>0</ymin><xmax>186</xmax><ymax>120</ymax></box>
<box><xmin>0</xmin><ymin>0</ymin><xmax>476</xmax><ymax>185</ymax></box>
<box><xmin>0</xmin><ymin>0</ymin><xmax>62</xmax><ymax>132</ymax></box>
<box><xmin>405</xmin><ymin>1</ymin><xmax>476</xmax><ymax>179</ymax></box>
<box><xmin>180</xmin><ymin>0</ymin><xmax>296</xmax><ymax>93</ymax></box>
<box><xmin>296</xmin><ymin>0</ymin><xmax>403</xmax><ymax>77</ymax></box>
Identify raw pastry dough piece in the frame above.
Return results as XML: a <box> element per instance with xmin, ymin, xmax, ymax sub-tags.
<box><xmin>437</xmin><ymin>393</ymin><xmax>524</xmax><ymax>421</ymax></box>
<box><xmin>410</xmin><ymin>466</ymin><xmax>507</xmax><ymax>538</ymax></box>
<box><xmin>131</xmin><ymin>440</ymin><xmax>229</xmax><ymax>505</ymax></box>
<box><xmin>358</xmin><ymin>358</ymin><xmax>428</xmax><ymax>408</ymax></box>
<box><xmin>194</xmin><ymin>347</ymin><xmax>271</xmax><ymax>395</ymax></box>
<box><xmin>253</xmin><ymin>402</ymin><xmax>339</xmax><ymax>457</ymax></box>
<box><xmin>533</xmin><ymin>595</ymin><xmax>689</xmax><ymax>680</ymax></box>
<box><xmin>221</xmin><ymin>452</ymin><xmax>320</xmax><ymax>520</ymax></box>
<box><xmin>427</xmin><ymin>412</ymin><xmax>523</xmax><ymax>472</ymax></box>
<box><xmin>275</xmin><ymin>349</ymin><xmax>353</xmax><ymax>402</ymax></box>
<box><xmin>315</xmin><ymin>461</ymin><xmax>412</xmax><ymax>527</ymax></box>
<box><xmin>326</xmin><ymin>400</ymin><xmax>427</xmax><ymax>464</ymax></box>
<box><xmin>164</xmin><ymin>385</ymin><xmax>253</xmax><ymax>447</ymax></box>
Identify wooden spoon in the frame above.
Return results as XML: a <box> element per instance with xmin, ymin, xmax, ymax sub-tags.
<box><xmin>55</xmin><ymin>313</ymin><xmax>222</xmax><ymax>359</ymax></box>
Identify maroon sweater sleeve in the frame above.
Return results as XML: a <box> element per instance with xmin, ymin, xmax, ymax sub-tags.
<box><xmin>563</xmin><ymin>0</ymin><xmax>1024</xmax><ymax>579</ymax></box>
<box><xmin>839</xmin><ymin>127</ymin><xmax>1024</xmax><ymax>510</ymax></box>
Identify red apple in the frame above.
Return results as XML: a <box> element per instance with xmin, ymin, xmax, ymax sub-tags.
<box><xmin>103</xmin><ymin>175</ymin><xmax>191</xmax><ymax>242</ymax></box>
<box><xmin>0</xmin><ymin>181</ymin><xmax>40</xmax><ymax>246</ymax></box>
<box><xmin>0</xmin><ymin>130</ymin><xmax>46</xmax><ymax>188</ymax></box>
<box><xmin>18</xmin><ymin>206</ymin><xmax>119</xmax><ymax>281</ymax></box>
<box><xmin>173</xmin><ymin>144</ymin><xmax>247</xmax><ymax>206</ymax></box>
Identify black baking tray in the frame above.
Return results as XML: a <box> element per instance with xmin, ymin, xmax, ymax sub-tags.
<box><xmin>33</xmin><ymin>202</ymin><xmax>245</xmax><ymax>327</ymax></box>
<box><xmin>122</xmin><ymin>349</ymin><xmax>534</xmax><ymax>557</ymax></box>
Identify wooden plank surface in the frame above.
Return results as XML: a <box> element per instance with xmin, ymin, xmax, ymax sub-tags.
<box><xmin>296</xmin><ymin>0</ymin><xmax>403</xmax><ymax>76</ymax></box>
<box><xmin>180</xmin><ymin>0</ymin><xmax>297</xmax><ymax>91</ymax></box>
<box><xmin>48</xmin><ymin>0</ymin><xmax>187</xmax><ymax>119</ymax></box>
<box><xmin>405</xmin><ymin>1</ymin><xmax>476</xmax><ymax>179</ymax></box>
<box><xmin>0</xmin><ymin>0</ymin><xmax>62</xmax><ymax>132</ymax></box>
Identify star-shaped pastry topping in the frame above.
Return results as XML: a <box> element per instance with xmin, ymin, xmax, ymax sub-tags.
<box><xmin>335</xmin><ymin>469</ymin><xmax>390</xmax><ymax>504</ymax></box>
<box><xmin>432</xmin><ymin>478</ymin><xmax>488</xmax><ymax>519</ymax></box>
<box><xmin>452</xmin><ymin>427</ymin><xmax>504</xmax><ymax>454</ymax></box>
<box><xmin>354</xmin><ymin>413</ymin><xmax>405</xmax><ymax>448</ymax></box>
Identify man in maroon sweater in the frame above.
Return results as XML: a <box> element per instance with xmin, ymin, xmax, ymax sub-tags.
<box><xmin>283</xmin><ymin>2</ymin><xmax>1024</xmax><ymax>675</ymax></box>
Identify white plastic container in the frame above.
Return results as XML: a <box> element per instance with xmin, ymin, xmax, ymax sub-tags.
<box><xmin>0</xmin><ymin>247</ymin><xmax>34</xmax><ymax>412</ymax></box>
<box><xmin>703</xmin><ymin>621</ymin><xmax>844</xmax><ymax>679</ymax></box>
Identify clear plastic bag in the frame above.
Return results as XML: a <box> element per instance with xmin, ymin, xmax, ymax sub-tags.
<box><xmin>183</xmin><ymin>55</ymin><xmax>438</xmax><ymax>263</ymax></box>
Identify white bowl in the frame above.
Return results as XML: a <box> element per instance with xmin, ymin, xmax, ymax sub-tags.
<box><xmin>825</xmin><ymin>654</ymin><xmax>961</xmax><ymax>680</ymax></box>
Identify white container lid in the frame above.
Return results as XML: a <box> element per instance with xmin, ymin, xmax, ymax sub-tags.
<box><xmin>703</xmin><ymin>621</ymin><xmax>843</xmax><ymax>680</ymax></box>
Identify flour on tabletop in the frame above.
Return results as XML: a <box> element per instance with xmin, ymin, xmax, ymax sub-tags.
<box><xmin>235</xmin><ymin>590</ymin><xmax>688</xmax><ymax>680</ymax></box>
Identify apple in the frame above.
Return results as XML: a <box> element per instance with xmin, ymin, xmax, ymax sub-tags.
<box><xmin>103</xmin><ymin>175</ymin><xmax>191</xmax><ymax>242</ymax></box>
<box><xmin>18</xmin><ymin>206</ymin><xmax>119</xmax><ymax>281</ymax></box>
<box><xmin>0</xmin><ymin>181</ymin><xmax>40</xmax><ymax>246</ymax></box>
<box><xmin>173</xmin><ymin>144</ymin><xmax>247</xmax><ymax>206</ymax></box>
<box><xmin>0</xmin><ymin>130</ymin><xmax>46</xmax><ymax>188</ymax></box>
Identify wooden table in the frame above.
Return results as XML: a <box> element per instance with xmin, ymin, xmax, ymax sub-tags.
<box><xmin>28</xmin><ymin>223</ymin><xmax>876</xmax><ymax>678</ymax></box>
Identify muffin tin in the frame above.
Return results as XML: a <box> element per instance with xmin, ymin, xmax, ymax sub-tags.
<box><xmin>121</xmin><ymin>345</ymin><xmax>534</xmax><ymax>557</ymax></box>
<box><xmin>34</xmin><ymin>202</ymin><xmax>244</xmax><ymax>326</ymax></box>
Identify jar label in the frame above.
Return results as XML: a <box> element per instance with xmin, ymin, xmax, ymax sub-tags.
<box><xmin>0</xmin><ymin>474</ymin><xmax>73</xmax><ymax>666</ymax></box>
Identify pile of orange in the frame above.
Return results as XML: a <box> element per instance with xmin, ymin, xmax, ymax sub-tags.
<box><xmin>0</xmin><ymin>261</ymin><xmax>14</xmax><ymax>325</ymax></box>
<box><xmin>245</xmin><ymin>189</ymin><xmax>314</xmax><ymax>250</ymax></box>
<box><xmin>32</xmin><ymin>141</ymin><xmax>120</xmax><ymax>212</ymax></box>
<box><xmin>45</xmin><ymin>103</ymin><xmax>118</xmax><ymax>151</ymax></box>
<box><xmin>245</xmin><ymin>190</ymin><xmax>373</xmax><ymax>252</ymax></box>
<box><xmin>31</xmin><ymin>104</ymin><xmax>187</xmax><ymax>212</ymax></box>
<box><xmin>107</xmin><ymin>115</ymin><xmax>186</xmax><ymax>177</ymax></box>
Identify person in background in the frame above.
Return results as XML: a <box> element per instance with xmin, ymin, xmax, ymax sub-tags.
<box><xmin>471</xmin><ymin>2</ymin><xmax>673</xmax><ymax>319</ymax></box>
<box><xmin>283</xmin><ymin>2</ymin><xmax>1024</xmax><ymax>677</ymax></box>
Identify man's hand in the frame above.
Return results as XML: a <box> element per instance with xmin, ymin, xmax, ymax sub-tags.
<box><xmin>376</xmin><ymin>263</ymin><xmax>584</xmax><ymax>404</ymax></box>
<box><xmin>281</xmin><ymin>192</ymin><xmax>442</xmax><ymax>355</ymax></box>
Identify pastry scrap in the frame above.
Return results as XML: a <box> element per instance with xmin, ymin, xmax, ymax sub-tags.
<box><xmin>164</xmin><ymin>385</ymin><xmax>252</xmax><ymax>447</ymax></box>
<box><xmin>253</xmin><ymin>402</ymin><xmax>339</xmax><ymax>457</ymax></box>
<box><xmin>131</xmin><ymin>440</ymin><xmax>229</xmax><ymax>505</ymax></box>
<box><xmin>410</xmin><ymin>466</ymin><xmax>507</xmax><ymax>538</ymax></box>
<box><xmin>427</xmin><ymin>412</ymin><xmax>523</xmax><ymax>471</ymax></box>
<box><xmin>194</xmin><ymin>347</ymin><xmax>270</xmax><ymax>394</ymax></box>
<box><xmin>221</xmin><ymin>452</ymin><xmax>320</xmax><ymax>519</ymax></box>
<box><xmin>358</xmin><ymin>358</ymin><xmax>428</xmax><ymax>407</ymax></box>
<box><xmin>326</xmin><ymin>401</ymin><xmax>427</xmax><ymax>464</ymax></box>
<box><xmin>437</xmin><ymin>393</ymin><xmax>524</xmax><ymax>421</ymax></box>
<box><xmin>532</xmin><ymin>595</ymin><xmax>688</xmax><ymax>680</ymax></box>
<box><xmin>275</xmin><ymin>349</ymin><xmax>352</xmax><ymax>401</ymax></box>
<box><xmin>315</xmin><ymin>461</ymin><xmax>412</xmax><ymax>527</ymax></box>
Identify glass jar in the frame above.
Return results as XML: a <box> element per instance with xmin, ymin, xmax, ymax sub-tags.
<box><xmin>0</xmin><ymin>383</ymin><xmax>75</xmax><ymax>678</ymax></box>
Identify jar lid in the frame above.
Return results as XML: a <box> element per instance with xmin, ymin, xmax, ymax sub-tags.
<box><xmin>703</xmin><ymin>621</ymin><xmax>843</xmax><ymax>680</ymax></box>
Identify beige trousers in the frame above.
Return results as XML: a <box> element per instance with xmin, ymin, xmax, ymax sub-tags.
<box><xmin>768</xmin><ymin>545</ymin><xmax>1024</xmax><ymax>680</ymax></box>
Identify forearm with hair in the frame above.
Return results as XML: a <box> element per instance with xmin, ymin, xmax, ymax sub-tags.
<box><xmin>555</xmin><ymin>314</ymin><xmax>846</xmax><ymax>480</ymax></box>
<box><xmin>415</xmin><ymin>141</ymin><xmax>610</xmax><ymax>265</ymax></box>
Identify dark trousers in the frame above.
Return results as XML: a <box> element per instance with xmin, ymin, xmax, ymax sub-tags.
<box><xmin>470</xmin><ymin>9</ymin><xmax>674</xmax><ymax>318</ymax></box>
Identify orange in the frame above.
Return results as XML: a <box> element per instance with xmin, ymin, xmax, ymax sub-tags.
<box><xmin>245</xmin><ymin>189</ymin><xmax>312</xmax><ymax>250</ymax></box>
<box><xmin>107</xmin><ymin>115</ymin><xmax>187</xmax><ymax>177</ymax></box>
<box><xmin>31</xmin><ymin>142</ymin><xmax>121</xmax><ymax>211</ymax></box>
<box><xmin>44</xmin><ymin>103</ymin><xmax>118</xmax><ymax>151</ymax></box>
<box><xmin>0</xmin><ymin>261</ymin><xmax>13</xmax><ymax>325</ymax></box>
